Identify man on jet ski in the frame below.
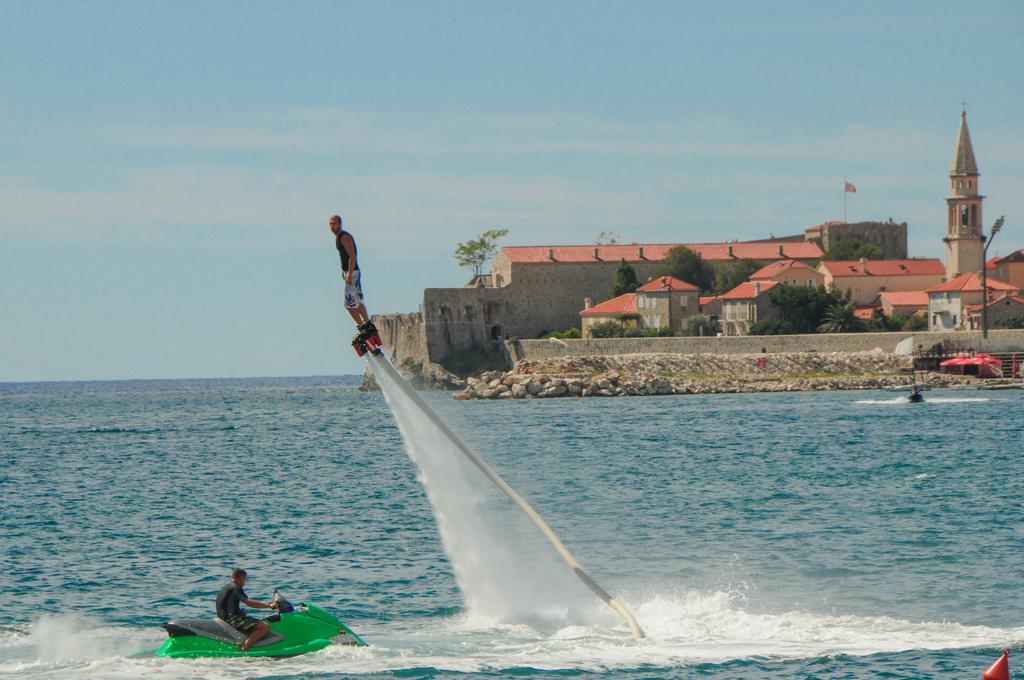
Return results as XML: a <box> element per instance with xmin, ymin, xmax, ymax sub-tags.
<box><xmin>216</xmin><ymin>568</ymin><xmax>277</xmax><ymax>652</ymax></box>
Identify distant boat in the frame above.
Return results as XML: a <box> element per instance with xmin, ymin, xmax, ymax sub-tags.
<box><xmin>939</xmin><ymin>353</ymin><xmax>1003</xmax><ymax>379</ymax></box>
<box><xmin>906</xmin><ymin>370</ymin><xmax>925</xmax><ymax>402</ymax></box>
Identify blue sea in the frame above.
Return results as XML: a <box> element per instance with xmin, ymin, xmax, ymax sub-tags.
<box><xmin>1</xmin><ymin>375</ymin><xmax>1021</xmax><ymax>679</ymax></box>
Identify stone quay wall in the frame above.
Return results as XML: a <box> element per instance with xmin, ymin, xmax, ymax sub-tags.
<box><xmin>513</xmin><ymin>329</ymin><xmax>1024</xmax><ymax>362</ymax></box>
<box><xmin>453</xmin><ymin>350</ymin><xmax>983</xmax><ymax>400</ymax></box>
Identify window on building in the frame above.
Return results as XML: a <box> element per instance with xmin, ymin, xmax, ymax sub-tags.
<box><xmin>680</xmin><ymin>296</ymin><xmax>688</xmax><ymax>309</ymax></box>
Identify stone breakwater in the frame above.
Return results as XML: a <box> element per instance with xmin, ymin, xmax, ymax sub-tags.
<box><xmin>453</xmin><ymin>350</ymin><xmax>977</xmax><ymax>400</ymax></box>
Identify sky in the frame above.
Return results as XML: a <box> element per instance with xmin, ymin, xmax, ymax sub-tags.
<box><xmin>2</xmin><ymin>1</ymin><xmax>1023</xmax><ymax>381</ymax></box>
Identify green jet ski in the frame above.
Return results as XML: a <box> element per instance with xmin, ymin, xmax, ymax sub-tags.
<box><xmin>155</xmin><ymin>591</ymin><xmax>366</xmax><ymax>658</ymax></box>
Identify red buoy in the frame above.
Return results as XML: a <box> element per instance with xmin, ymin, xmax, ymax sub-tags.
<box><xmin>983</xmin><ymin>649</ymin><xmax>1010</xmax><ymax>680</ymax></box>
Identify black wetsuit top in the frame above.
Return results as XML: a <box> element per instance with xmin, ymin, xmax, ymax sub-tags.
<box><xmin>216</xmin><ymin>583</ymin><xmax>248</xmax><ymax>620</ymax></box>
<box><xmin>335</xmin><ymin>230</ymin><xmax>359</xmax><ymax>272</ymax></box>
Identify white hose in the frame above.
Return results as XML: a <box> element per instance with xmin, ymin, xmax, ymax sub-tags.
<box><xmin>368</xmin><ymin>353</ymin><xmax>645</xmax><ymax>640</ymax></box>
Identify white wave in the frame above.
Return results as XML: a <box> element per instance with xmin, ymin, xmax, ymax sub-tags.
<box><xmin>2</xmin><ymin>591</ymin><xmax>1022</xmax><ymax>678</ymax></box>
<box><xmin>855</xmin><ymin>396</ymin><xmax>991</xmax><ymax>404</ymax></box>
<box><xmin>0</xmin><ymin>614</ymin><xmax>168</xmax><ymax>679</ymax></box>
<box><xmin>925</xmin><ymin>397</ymin><xmax>991</xmax><ymax>403</ymax></box>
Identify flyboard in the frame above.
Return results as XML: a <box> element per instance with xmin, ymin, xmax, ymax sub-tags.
<box><xmin>363</xmin><ymin>347</ymin><xmax>645</xmax><ymax>640</ymax></box>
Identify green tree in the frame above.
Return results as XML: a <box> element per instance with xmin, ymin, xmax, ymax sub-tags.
<box><xmin>683</xmin><ymin>314</ymin><xmax>717</xmax><ymax>337</ymax></box>
<box><xmin>588</xmin><ymin>320</ymin><xmax>624</xmax><ymax>338</ymax></box>
<box><xmin>822</xmin><ymin>239</ymin><xmax>885</xmax><ymax>260</ymax></box>
<box><xmin>902</xmin><ymin>313</ymin><xmax>929</xmax><ymax>331</ymax></box>
<box><xmin>656</xmin><ymin>246</ymin><xmax>715</xmax><ymax>293</ymax></box>
<box><xmin>541</xmin><ymin>327</ymin><xmax>582</xmax><ymax>339</ymax></box>
<box><xmin>994</xmin><ymin>315</ymin><xmax>1024</xmax><ymax>329</ymax></box>
<box><xmin>610</xmin><ymin>258</ymin><xmax>639</xmax><ymax>297</ymax></box>
<box><xmin>761</xmin><ymin>284</ymin><xmax>838</xmax><ymax>334</ymax></box>
<box><xmin>818</xmin><ymin>302</ymin><xmax>867</xmax><ymax>333</ymax></box>
<box><xmin>750</xmin><ymin>319</ymin><xmax>798</xmax><ymax>335</ymax></box>
<box><xmin>715</xmin><ymin>259</ymin><xmax>761</xmax><ymax>294</ymax></box>
<box><xmin>864</xmin><ymin>308</ymin><xmax>903</xmax><ymax>332</ymax></box>
<box><xmin>454</xmin><ymin>228</ymin><xmax>509</xmax><ymax>277</ymax></box>
<box><xmin>595</xmin><ymin>231</ymin><xmax>620</xmax><ymax>245</ymax></box>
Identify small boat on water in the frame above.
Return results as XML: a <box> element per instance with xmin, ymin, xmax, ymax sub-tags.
<box><xmin>904</xmin><ymin>370</ymin><xmax>926</xmax><ymax>403</ymax></box>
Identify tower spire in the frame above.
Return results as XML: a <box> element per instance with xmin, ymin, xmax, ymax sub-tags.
<box><xmin>951</xmin><ymin>109</ymin><xmax>978</xmax><ymax>175</ymax></box>
<box><xmin>943</xmin><ymin>110</ymin><xmax>984</xmax><ymax>280</ymax></box>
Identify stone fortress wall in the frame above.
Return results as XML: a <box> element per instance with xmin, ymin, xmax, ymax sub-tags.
<box><xmin>817</xmin><ymin>221</ymin><xmax>908</xmax><ymax>258</ymax></box>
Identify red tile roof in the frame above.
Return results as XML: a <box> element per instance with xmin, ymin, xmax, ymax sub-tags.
<box><xmin>818</xmin><ymin>258</ymin><xmax>945</xmax><ymax>277</ymax></box>
<box><xmin>926</xmin><ymin>272</ymin><xmax>1018</xmax><ymax>294</ymax></box>
<box><xmin>501</xmin><ymin>241</ymin><xmax>823</xmax><ymax>264</ymax></box>
<box><xmin>854</xmin><ymin>305</ymin><xmax>878</xmax><ymax>320</ymax></box>
<box><xmin>580</xmin><ymin>293</ymin><xmax>637</xmax><ymax>316</ymax></box>
<box><xmin>635</xmin><ymin>275</ymin><xmax>699</xmax><ymax>292</ymax></box>
<box><xmin>803</xmin><ymin>221</ymin><xmax>843</xmax><ymax>236</ymax></box>
<box><xmin>699</xmin><ymin>295</ymin><xmax>720</xmax><ymax>306</ymax></box>
<box><xmin>750</xmin><ymin>259</ymin><xmax>816</xmax><ymax>280</ymax></box>
<box><xmin>965</xmin><ymin>295</ymin><xmax>1024</xmax><ymax>312</ymax></box>
<box><xmin>719</xmin><ymin>280</ymin><xmax>780</xmax><ymax>300</ymax></box>
<box><xmin>991</xmin><ymin>249</ymin><xmax>1024</xmax><ymax>265</ymax></box>
<box><xmin>879</xmin><ymin>291</ymin><xmax>929</xmax><ymax>307</ymax></box>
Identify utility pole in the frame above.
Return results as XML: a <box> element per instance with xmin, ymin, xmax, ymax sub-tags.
<box><xmin>981</xmin><ymin>216</ymin><xmax>1005</xmax><ymax>340</ymax></box>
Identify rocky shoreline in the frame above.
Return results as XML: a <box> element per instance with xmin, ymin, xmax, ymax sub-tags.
<box><xmin>452</xmin><ymin>350</ymin><xmax>978</xmax><ymax>400</ymax></box>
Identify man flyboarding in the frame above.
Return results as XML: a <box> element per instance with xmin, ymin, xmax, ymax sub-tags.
<box><xmin>329</xmin><ymin>214</ymin><xmax>381</xmax><ymax>356</ymax></box>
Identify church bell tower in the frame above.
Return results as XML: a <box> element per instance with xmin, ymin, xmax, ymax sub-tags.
<box><xmin>943</xmin><ymin>110</ymin><xmax>984</xmax><ymax>279</ymax></box>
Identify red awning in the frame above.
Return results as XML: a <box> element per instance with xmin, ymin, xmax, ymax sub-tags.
<box><xmin>939</xmin><ymin>353</ymin><xmax>1001</xmax><ymax>368</ymax></box>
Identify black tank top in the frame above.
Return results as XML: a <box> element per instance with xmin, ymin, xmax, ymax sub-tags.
<box><xmin>216</xmin><ymin>583</ymin><xmax>246</xmax><ymax>620</ymax></box>
<box><xmin>335</xmin><ymin>230</ymin><xmax>359</xmax><ymax>272</ymax></box>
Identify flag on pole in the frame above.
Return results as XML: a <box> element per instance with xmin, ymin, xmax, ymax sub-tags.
<box><xmin>845</xmin><ymin>181</ymin><xmax>857</xmax><ymax>193</ymax></box>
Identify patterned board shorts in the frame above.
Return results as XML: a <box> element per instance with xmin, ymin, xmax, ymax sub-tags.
<box><xmin>344</xmin><ymin>270</ymin><xmax>364</xmax><ymax>309</ymax></box>
<box><xmin>224</xmin><ymin>614</ymin><xmax>260</xmax><ymax>634</ymax></box>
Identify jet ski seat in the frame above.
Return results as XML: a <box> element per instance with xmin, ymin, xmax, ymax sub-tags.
<box><xmin>162</xmin><ymin>618</ymin><xmax>285</xmax><ymax>648</ymax></box>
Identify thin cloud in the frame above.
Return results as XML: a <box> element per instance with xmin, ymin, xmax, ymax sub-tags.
<box><xmin>5</xmin><ymin>109</ymin><xmax>1022</xmax><ymax>254</ymax></box>
<box><xmin>99</xmin><ymin>108</ymin><xmax>966</xmax><ymax>164</ymax></box>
